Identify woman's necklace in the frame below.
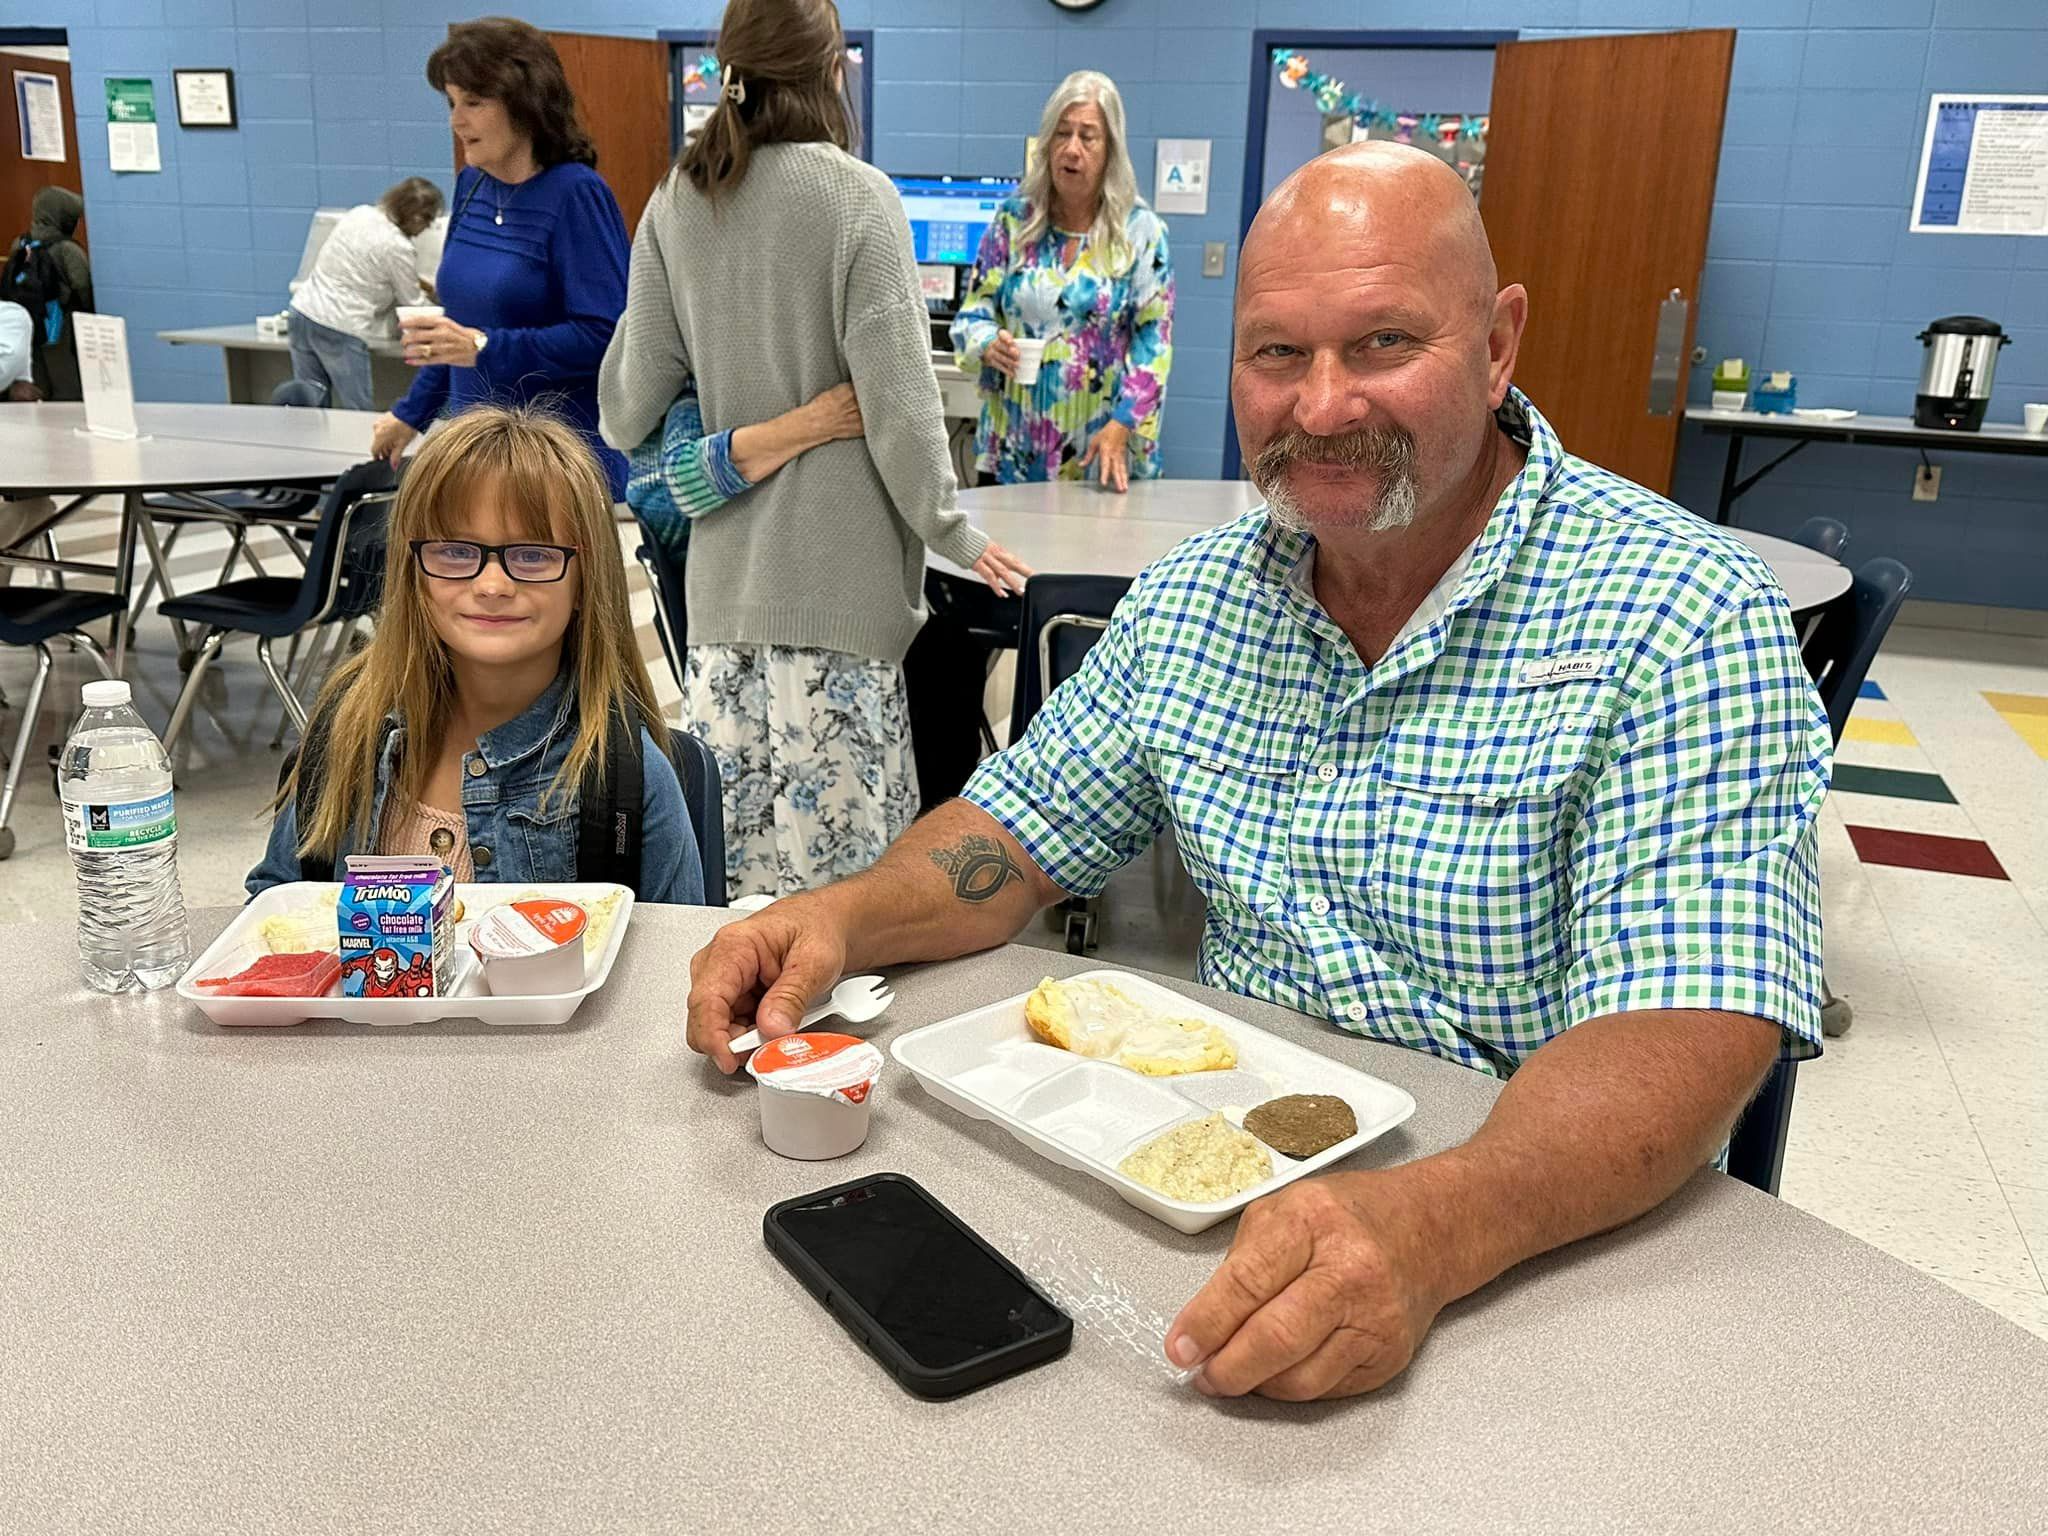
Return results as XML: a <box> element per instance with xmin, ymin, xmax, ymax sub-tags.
<box><xmin>454</xmin><ymin>168</ymin><xmax>527</xmax><ymax>230</ymax></box>
<box><xmin>490</xmin><ymin>175</ymin><xmax>522</xmax><ymax>227</ymax></box>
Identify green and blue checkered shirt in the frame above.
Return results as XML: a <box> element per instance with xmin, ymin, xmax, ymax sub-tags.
<box><xmin>963</xmin><ymin>392</ymin><xmax>1830</xmax><ymax>1075</ymax></box>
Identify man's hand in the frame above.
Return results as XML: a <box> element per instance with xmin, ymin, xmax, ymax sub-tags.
<box><xmin>1165</xmin><ymin>1168</ymin><xmax>1448</xmax><ymax>1400</ymax></box>
<box><xmin>686</xmin><ymin>899</ymin><xmax>849</xmax><ymax>1075</ymax></box>
<box><xmin>1079</xmin><ymin>421</ymin><xmax>1132</xmax><ymax>492</ymax></box>
<box><xmin>369</xmin><ymin>412</ymin><xmax>418</xmax><ymax>468</ymax></box>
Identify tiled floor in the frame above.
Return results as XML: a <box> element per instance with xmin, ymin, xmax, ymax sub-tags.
<box><xmin>3</xmin><ymin>503</ymin><xmax>2045</xmax><ymax>1343</ymax></box>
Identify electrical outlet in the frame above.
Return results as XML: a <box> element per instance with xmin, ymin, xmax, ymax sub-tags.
<box><xmin>1913</xmin><ymin>465</ymin><xmax>1941</xmax><ymax>502</ymax></box>
<box><xmin>1202</xmin><ymin>241</ymin><xmax>1227</xmax><ymax>278</ymax></box>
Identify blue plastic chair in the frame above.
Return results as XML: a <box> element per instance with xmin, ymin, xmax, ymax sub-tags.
<box><xmin>0</xmin><ymin>589</ymin><xmax>120</xmax><ymax>860</ymax></box>
<box><xmin>668</xmin><ymin>728</ymin><xmax>725</xmax><ymax>908</ymax></box>
<box><xmin>1726</xmin><ymin>556</ymin><xmax>1913</xmax><ymax>1197</ymax></box>
<box><xmin>1791</xmin><ymin>516</ymin><xmax>1849</xmax><ymax>561</ymax></box>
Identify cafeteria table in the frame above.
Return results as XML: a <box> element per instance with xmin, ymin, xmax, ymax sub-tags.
<box><xmin>2</xmin><ymin>904</ymin><xmax>2042</xmax><ymax>1534</ymax></box>
<box><xmin>0</xmin><ymin>403</ymin><xmax>380</xmax><ymax>669</ymax></box>
<box><xmin>1687</xmin><ymin>406</ymin><xmax>2048</xmax><ymax>526</ymax></box>
<box><xmin>936</xmin><ymin>479</ymin><xmax>1852</xmax><ymax>614</ymax></box>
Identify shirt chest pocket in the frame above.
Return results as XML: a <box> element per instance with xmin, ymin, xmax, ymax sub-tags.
<box><xmin>505</xmin><ymin>789</ymin><xmax>579</xmax><ymax>883</ymax></box>
<box><xmin>1135</xmin><ymin>690</ymin><xmax>1306</xmax><ymax>913</ymax></box>
<box><xmin>1366</xmin><ymin>711</ymin><xmax>1600</xmax><ymax>989</ymax></box>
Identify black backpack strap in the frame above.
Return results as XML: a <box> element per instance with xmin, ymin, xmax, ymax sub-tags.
<box><xmin>575</xmin><ymin>707</ymin><xmax>646</xmax><ymax>892</ymax></box>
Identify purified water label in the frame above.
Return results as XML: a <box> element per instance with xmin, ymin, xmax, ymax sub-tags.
<box><xmin>64</xmin><ymin>789</ymin><xmax>174</xmax><ymax>852</ymax></box>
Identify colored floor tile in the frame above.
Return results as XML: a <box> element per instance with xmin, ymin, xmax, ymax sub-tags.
<box><xmin>1843</xmin><ymin>716</ymin><xmax>1919</xmax><ymax>748</ymax></box>
<box><xmin>2003</xmin><ymin>713</ymin><xmax>2048</xmax><ymax>760</ymax></box>
<box><xmin>1845</xmin><ymin>825</ymin><xmax>2010</xmax><ymax>881</ymax></box>
<box><xmin>1982</xmin><ymin>691</ymin><xmax>2048</xmax><ymax>717</ymax></box>
<box><xmin>1859</xmin><ymin>680</ymin><xmax>1886</xmax><ymax>700</ymax></box>
<box><xmin>1831</xmin><ymin>764</ymin><xmax>1956</xmax><ymax>804</ymax></box>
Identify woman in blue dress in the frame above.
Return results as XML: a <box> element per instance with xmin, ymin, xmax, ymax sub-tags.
<box><xmin>372</xmin><ymin>19</ymin><xmax>631</xmax><ymax>498</ymax></box>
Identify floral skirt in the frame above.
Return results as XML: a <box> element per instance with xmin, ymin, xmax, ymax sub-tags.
<box><xmin>684</xmin><ymin>643</ymin><xmax>920</xmax><ymax>899</ymax></box>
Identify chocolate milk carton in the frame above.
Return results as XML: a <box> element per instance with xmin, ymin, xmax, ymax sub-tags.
<box><xmin>338</xmin><ymin>855</ymin><xmax>453</xmax><ymax>998</ymax></box>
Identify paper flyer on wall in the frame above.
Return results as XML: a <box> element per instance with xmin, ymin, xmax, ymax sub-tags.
<box><xmin>74</xmin><ymin>313</ymin><xmax>142</xmax><ymax>441</ymax></box>
<box><xmin>14</xmin><ymin>71</ymin><xmax>65</xmax><ymax>162</ymax></box>
<box><xmin>1911</xmin><ymin>94</ymin><xmax>2048</xmax><ymax>236</ymax></box>
<box><xmin>1154</xmin><ymin>138</ymin><xmax>1211</xmax><ymax>216</ymax></box>
<box><xmin>104</xmin><ymin>77</ymin><xmax>160</xmax><ymax>173</ymax></box>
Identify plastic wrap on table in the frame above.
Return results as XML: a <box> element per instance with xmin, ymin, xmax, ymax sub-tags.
<box><xmin>1010</xmin><ymin>1230</ymin><xmax>1197</xmax><ymax>1388</ymax></box>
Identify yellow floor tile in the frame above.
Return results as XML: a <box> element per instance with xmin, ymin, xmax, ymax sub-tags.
<box><xmin>1996</xmin><ymin>711</ymin><xmax>2048</xmax><ymax>760</ymax></box>
<box><xmin>1843</xmin><ymin>716</ymin><xmax>1919</xmax><ymax>748</ymax></box>
<box><xmin>1982</xmin><ymin>691</ymin><xmax>2048</xmax><ymax>717</ymax></box>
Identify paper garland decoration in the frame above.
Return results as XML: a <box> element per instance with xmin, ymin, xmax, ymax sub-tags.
<box><xmin>680</xmin><ymin>52</ymin><xmax>721</xmax><ymax>94</ymax></box>
<box><xmin>1273</xmin><ymin>49</ymin><xmax>1488</xmax><ymax>150</ymax></box>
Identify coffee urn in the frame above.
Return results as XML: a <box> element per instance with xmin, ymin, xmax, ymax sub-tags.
<box><xmin>1913</xmin><ymin>314</ymin><xmax>2009</xmax><ymax>431</ymax></box>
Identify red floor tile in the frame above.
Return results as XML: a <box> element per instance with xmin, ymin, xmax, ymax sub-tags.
<box><xmin>1846</xmin><ymin>825</ymin><xmax>2010</xmax><ymax>881</ymax></box>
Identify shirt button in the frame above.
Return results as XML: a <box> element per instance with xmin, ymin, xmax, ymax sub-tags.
<box><xmin>472</xmin><ymin>845</ymin><xmax>493</xmax><ymax>870</ymax></box>
<box><xmin>1345</xmin><ymin>1001</ymin><xmax>1367</xmax><ymax>1023</ymax></box>
<box><xmin>466</xmin><ymin>758</ymin><xmax>487</xmax><ymax>778</ymax></box>
<box><xmin>1307</xmin><ymin>895</ymin><xmax>1331</xmax><ymax>916</ymax></box>
<box><xmin>1316</xmin><ymin>763</ymin><xmax>1339</xmax><ymax>783</ymax></box>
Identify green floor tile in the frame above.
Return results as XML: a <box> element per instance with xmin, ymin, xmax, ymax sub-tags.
<box><xmin>1831</xmin><ymin>764</ymin><xmax>1956</xmax><ymax>804</ymax></box>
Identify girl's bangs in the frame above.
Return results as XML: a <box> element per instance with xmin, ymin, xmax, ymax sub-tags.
<box><xmin>410</xmin><ymin>444</ymin><xmax>578</xmax><ymax>546</ymax></box>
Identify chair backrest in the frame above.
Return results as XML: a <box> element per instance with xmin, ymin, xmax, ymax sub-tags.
<box><xmin>1728</xmin><ymin>1059</ymin><xmax>1797</xmax><ymax>1197</ymax></box>
<box><xmin>1007</xmin><ymin>574</ymin><xmax>1133</xmax><ymax>744</ymax></box>
<box><xmin>636</xmin><ymin>538</ymin><xmax>686</xmax><ymax>692</ymax></box>
<box><xmin>1791</xmin><ymin>516</ymin><xmax>1849</xmax><ymax>561</ymax></box>
<box><xmin>1801</xmin><ymin>557</ymin><xmax>1912</xmax><ymax>744</ymax></box>
<box><xmin>271</xmin><ymin>377</ymin><xmax>327</xmax><ymax>408</ymax></box>
<box><xmin>293</xmin><ymin>460</ymin><xmax>398</xmax><ymax>632</ymax></box>
<box><xmin>668</xmin><ymin>727</ymin><xmax>725</xmax><ymax>907</ymax></box>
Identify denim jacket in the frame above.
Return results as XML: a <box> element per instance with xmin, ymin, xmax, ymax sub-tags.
<box><xmin>246</xmin><ymin>671</ymin><xmax>705</xmax><ymax>904</ymax></box>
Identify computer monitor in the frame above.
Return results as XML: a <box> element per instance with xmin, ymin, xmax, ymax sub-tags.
<box><xmin>890</xmin><ymin>174</ymin><xmax>1016</xmax><ymax>269</ymax></box>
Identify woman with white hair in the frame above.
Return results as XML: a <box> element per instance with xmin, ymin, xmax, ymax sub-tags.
<box><xmin>950</xmin><ymin>70</ymin><xmax>1174</xmax><ymax>490</ymax></box>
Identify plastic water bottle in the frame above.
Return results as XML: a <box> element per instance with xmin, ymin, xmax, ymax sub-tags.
<box><xmin>59</xmin><ymin>679</ymin><xmax>190</xmax><ymax>993</ymax></box>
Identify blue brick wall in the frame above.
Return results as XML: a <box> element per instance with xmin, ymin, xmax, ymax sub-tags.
<box><xmin>36</xmin><ymin>0</ymin><xmax>2048</xmax><ymax>606</ymax></box>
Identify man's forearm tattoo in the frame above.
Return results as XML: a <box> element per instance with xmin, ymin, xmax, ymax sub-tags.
<box><xmin>929</xmin><ymin>833</ymin><xmax>1025</xmax><ymax>903</ymax></box>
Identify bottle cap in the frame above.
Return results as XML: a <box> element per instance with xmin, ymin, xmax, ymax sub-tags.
<box><xmin>80</xmin><ymin>680</ymin><xmax>132</xmax><ymax>708</ymax></box>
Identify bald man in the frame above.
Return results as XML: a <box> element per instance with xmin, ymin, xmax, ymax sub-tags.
<box><xmin>685</xmin><ymin>145</ymin><xmax>1830</xmax><ymax>1400</ymax></box>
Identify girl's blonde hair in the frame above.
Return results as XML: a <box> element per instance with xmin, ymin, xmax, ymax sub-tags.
<box><xmin>286</xmin><ymin>406</ymin><xmax>667</xmax><ymax>862</ymax></box>
<box><xmin>1020</xmin><ymin>71</ymin><xmax>1140</xmax><ymax>271</ymax></box>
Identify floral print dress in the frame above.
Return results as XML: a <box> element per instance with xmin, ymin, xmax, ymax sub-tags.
<box><xmin>950</xmin><ymin>198</ymin><xmax>1174</xmax><ymax>484</ymax></box>
<box><xmin>628</xmin><ymin>389</ymin><xmax>920</xmax><ymax>900</ymax></box>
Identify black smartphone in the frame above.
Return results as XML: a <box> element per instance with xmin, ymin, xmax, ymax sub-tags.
<box><xmin>764</xmin><ymin>1173</ymin><xmax>1073</xmax><ymax>1399</ymax></box>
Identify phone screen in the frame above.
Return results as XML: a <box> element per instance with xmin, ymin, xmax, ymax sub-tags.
<box><xmin>772</xmin><ymin>1179</ymin><xmax>1067</xmax><ymax>1373</ymax></box>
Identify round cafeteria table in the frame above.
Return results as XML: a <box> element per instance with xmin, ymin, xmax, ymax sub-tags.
<box><xmin>933</xmin><ymin>479</ymin><xmax>1853</xmax><ymax>615</ymax></box>
<box><xmin>1</xmin><ymin>905</ymin><xmax>2042</xmax><ymax>1534</ymax></box>
<box><xmin>0</xmin><ymin>402</ymin><xmax>384</xmax><ymax>670</ymax></box>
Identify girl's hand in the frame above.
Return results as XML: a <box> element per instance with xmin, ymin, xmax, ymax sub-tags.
<box><xmin>1080</xmin><ymin>422</ymin><xmax>1132</xmax><ymax>493</ymax></box>
<box><xmin>971</xmin><ymin>540</ymin><xmax>1032</xmax><ymax>599</ymax></box>
<box><xmin>802</xmin><ymin>383</ymin><xmax>864</xmax><ymax>444</ymax></box>
<box><xmin>370</xmin><ymin>412</ymin><xmax>419</xmax><ymax>467</ymax></box>
<box><xmin>401</xmin><ymin>315</ymin><xmax>483</xmax><ymax>368</ymax></box>
<box><xmin>985</xmin><ymin>329</ymin><xmax>1021</xmax><ymax>379</ymax></box>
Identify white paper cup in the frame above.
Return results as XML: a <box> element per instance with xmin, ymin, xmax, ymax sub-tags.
<box><xmin>1011</xmin><ymin>336</ymin><xmax>1048</xmax><ymax>387</ymax></box>
<box><xmin>2025</xmin><ymin>403</ymin><xmax>2048</xmax><ymax>436</ymax></box>
<box><xmin>396</xmin><ymin>304</ymin><xmax>444</xmax><ymax>326</ymax></box>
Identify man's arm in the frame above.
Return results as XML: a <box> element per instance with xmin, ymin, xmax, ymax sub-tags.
<box><xmin>685</xmin><ymin>802</ymin><xmax>1061</xmax><ymax>1073</ymax></box>
<box><xmin>1168</xmin><ymin>1006</ymin><xmax>1776</xmax><ymax>1399</ymax></box>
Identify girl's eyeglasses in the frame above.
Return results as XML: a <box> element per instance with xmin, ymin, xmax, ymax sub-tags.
<box><xmin>410</xmin><ymin>540</ymin><xmax>577</xmax><ymax>583</ymax></box>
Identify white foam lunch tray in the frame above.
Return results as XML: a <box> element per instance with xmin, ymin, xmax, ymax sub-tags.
<box><xmin>891</xmin><ymin>969</ymin><xmax>1416</xmax><ymax>1234</ymax></box>
<box><xmin>176</xmin><ymin>880</ymin><xmax>635</xmax><ymax>1027</ymax></box>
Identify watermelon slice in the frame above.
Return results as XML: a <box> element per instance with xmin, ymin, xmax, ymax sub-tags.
<box><xmin>193</xmin><ymin>951</ymin><xmax>342</xmax><ymax>998</ymax></box>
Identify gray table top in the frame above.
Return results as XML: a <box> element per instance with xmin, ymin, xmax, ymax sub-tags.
<box><xmin>0</xmin><ymin>402</ymin><xmax>381</xmax><ymax>494</ymax></box>
<box><xmin>2</xmin><ymin>905</ymin><xmax>2043</xmax><ymax>1534</ymax></box>
<box><xmin>159</xmin><ymin>321</ymin><xmax>406</xmax><ymax>360</ymax></box>
<box><xmin>1687</xmin><ymin>405</ymin><xmax>2048</xmax><ymax>451</ymax></box>
<box><xmin>941</xmin><ymin>481</ymin><xmax>1851</xmax><ymax>612</ymax></box>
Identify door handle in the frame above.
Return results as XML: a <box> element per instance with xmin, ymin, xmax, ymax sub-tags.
<box><xmin>1647</xmin><ymin>288</ymin><xmax>1687</xmax><ymax>417</ymax></box>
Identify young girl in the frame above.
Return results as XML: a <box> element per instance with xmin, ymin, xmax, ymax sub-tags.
<box><xmin>247</xmin><ymin>406</ymin><xmax>705</xmax><ymax>904</ymax></box>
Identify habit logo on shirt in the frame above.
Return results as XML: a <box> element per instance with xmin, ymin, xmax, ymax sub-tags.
<box><xmin>1519</xmin><ymin>654</ymin><xmax>1608</xmax><ymax>687</ymax></box>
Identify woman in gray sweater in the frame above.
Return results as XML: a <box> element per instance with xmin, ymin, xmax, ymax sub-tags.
<box><xmin>599</xmin><ymin>0</ymin><xmax>1026</xmax><ymax>899</ymax></box>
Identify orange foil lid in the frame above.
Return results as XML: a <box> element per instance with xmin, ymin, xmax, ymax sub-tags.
<box><xmin>472</xmin><ymin>899</ymin><xmax>587</xmax><ymax>957</ymax></box>
<box><xmin>747</xmin><ymin>1031</ymin><xmax>884</xmax><ymax>1104</ymax></box>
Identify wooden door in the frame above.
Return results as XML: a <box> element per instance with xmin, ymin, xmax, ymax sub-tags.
<box><xmin>0</xmin><ymin>50</ymin><xmax>87</xmax><ymax>253</ymax></box>
<box><xmin>1480</xmin><ymin>30</ymin><xmax>1733</xmax><ymax>494</ymax></box>
<box><xmin>451</xmin><ymin>32</ymin><xmax>670</xmax><ymax>236</ymax></box>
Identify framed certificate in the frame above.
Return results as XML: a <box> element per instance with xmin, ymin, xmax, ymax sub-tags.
<box><xmin>173</xmin><ymin>68</ymin><xmax>236</xmax><ymax>129</ymax></box>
